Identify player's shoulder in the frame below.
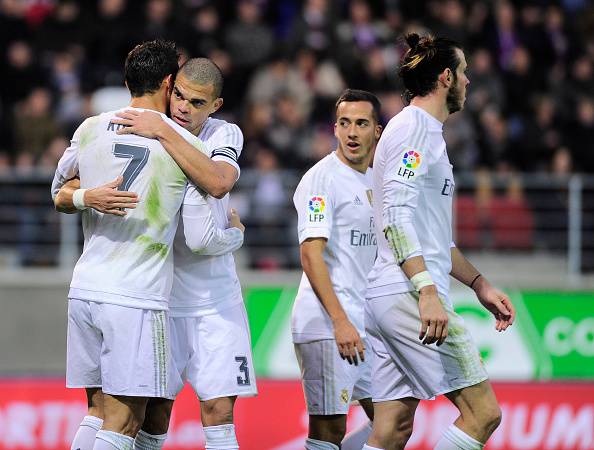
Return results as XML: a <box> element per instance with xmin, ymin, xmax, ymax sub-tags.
<box><xmin>298</xmin><ymin>153</ymin><xmax>338</xmax><ymax>190</ymax></box>
<box><xmin>201</xmin><ymin>117</ymin><xmax>243</xmax><ymax>146</ymax></box>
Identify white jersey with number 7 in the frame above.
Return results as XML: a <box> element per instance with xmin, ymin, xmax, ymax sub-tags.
<box><xmin>51</xmin><ymin>107</ymin><xmax>209</xmax><ymax>310</ymax></box>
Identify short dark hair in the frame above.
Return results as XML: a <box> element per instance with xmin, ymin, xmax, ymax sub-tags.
<box><xmin>124</xmin><ymin>40</ymin><xmax>179</xmax><ymax>98</ymax></box>
<box><xmin>399</xmin><ymin>33</ymin><xmax>462</xmax><ymax>102</ymax></box>
<box><xmin>178</xmin><ymin>58</ymin><xmax>224</xmax><ymax>98</ymax></box>
<box><xmin>335</xmin><ymin>89</ymin><xmax>382</xmax><ymax>122</ymax></box>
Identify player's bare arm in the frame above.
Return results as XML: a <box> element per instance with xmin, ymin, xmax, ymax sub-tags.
<box><xmin>450</xmin><ymin>247</ymin><xmax>515</xmax><ymax>332</ymax></box>
<box><xmin>112</xmin><ymin>110</ymin><xmax>236</xmax><ymax>198</ymax></box>
<box><xmin>54</xmin><ymin>176</ymin><xmax>138</xmax><ymax>216</ymax></box>
<box><xmin>300</xmin><ymin>237</ymin><xmax>365</xmax><ymax>365</ymax></box>
<box><xmin>400</xmin><ymin>255</ymin><xmax>449</xmax><ymax>346</ymax></box>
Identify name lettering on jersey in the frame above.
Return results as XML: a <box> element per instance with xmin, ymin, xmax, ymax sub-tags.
<box><xmin>107</xmin><ymin>121</ymin><xmax>128</xmax><ymax>132</ymax></box>
<box><xmin>308</xmin><ymin>195</ymin><xmax>326</xmax><ymax>222</ymax></box>
<box><xmin>441</xmin><ymin>178</ymin><xmax>454</xmax><ymax>196</ymax></box>
<box><xmin>350</xmin><ymin>215</ymin><xmax>376</xmax><ymax>247</ymax></box>
<box><xmin>397</xmin><ymin>149</ymin><xmax>422</xmax><ymax>180</ymax></box>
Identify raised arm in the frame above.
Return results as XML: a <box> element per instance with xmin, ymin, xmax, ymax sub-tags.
<box><xmin>450</xmin><ymin>246</ymin><xmax>515</xmax><ymax>331</ymax></box>
<box><xmin>112</xmin><ymin>110</ymin><xmax>238</xmax><ymax>198</ymax></box>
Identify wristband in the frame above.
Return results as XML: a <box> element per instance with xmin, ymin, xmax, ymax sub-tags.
<box><xmin>469</xmin><ymin>273</ymin><xmax>482</xmax><ymax>290</ymax></box>
<box><xmin>72</xmin><ymin>189</ymin><xmax>88</xmax><ymax>210</ymax></box>
<box><xmin>410</xmin><ymin>270</ymin><xmax>434</xmax><ymax>292</ymax></box>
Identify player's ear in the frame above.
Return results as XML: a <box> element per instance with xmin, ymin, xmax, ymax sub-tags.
<box><xmin>439</xmin><ymin>69</ymin><xmax>452</xmax><ymax>87</ymax></box>
<box><xmin>212</xmin><ymin>97</ymin><xmax>224</xmax><ymax>113</ymax></box>
<box><xmin>375</xmin><ymin>124</ymin><xmax>382</xmax><ymax>140</ymax></box>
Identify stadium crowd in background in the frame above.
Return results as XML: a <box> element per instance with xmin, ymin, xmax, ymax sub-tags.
<box><xmin>2</xmin><ymin>0</ymin><xmax>594</xmax><ymax>268</ymax></box>
<box><xmin>2</xmin><ymin>0</ymin><xmax>594</xmax><ymax>174</ymax></box>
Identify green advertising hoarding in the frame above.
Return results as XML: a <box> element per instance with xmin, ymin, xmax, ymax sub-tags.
<box><xmin>243</xmin><ymin>287</ymin><xmax>594</xmax><ymax>380</ymax></box>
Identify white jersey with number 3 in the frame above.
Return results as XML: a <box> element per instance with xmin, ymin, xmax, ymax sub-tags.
<box><xmin>170</xmin><ymin>118</ymin><xmax>245</xmax><ymax>316</ymax></box>
<box><xmin>51</xmin><ymin>108</ymin><xmax>209</xmax><ymax>310</ymax></box>
<box><xmin>292</xmin><ymin>152</ymin><xmax>376</xmax><ymax>343</ymax></box>
<box><xmin>367</xmin><ymin>105</ymin><xmax>455</xmax><ymax>302</ymax></box>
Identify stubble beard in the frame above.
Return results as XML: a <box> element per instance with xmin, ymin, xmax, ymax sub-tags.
<box><xmin>446</xmin><ymin>82</ymin><xmax>464</xmax><ymax>114</ymax></box>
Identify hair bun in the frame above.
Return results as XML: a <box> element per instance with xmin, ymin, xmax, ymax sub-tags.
<box><xmin>405</xmin><ymin>33</ymin><xmax>421</xmax><ymax>49</ymax></box>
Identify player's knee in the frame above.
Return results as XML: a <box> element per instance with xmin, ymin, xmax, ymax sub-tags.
<box><xmin>308</xmin><ymin>415</ymin><xmax>346</xmax><ymax>445</ymax></box>
<box><xmin>201</xmin><ymin>398</ymin><xmax>234</xmax><ymax>426</ymax></box>
<box><xmin>142</xmin><ymin>401</ymin><xmax>173</xmax><ymax>435</ymax></box>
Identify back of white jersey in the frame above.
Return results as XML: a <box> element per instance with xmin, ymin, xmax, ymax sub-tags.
<box><xmin>170</xmin><ymin>118</ymin><xmax>244</xmax><ymax>316</ymax></box>
<box><xmin>367</xmin><ymin>106</ymin><xmax>454</xmax><ymax>301</ymax></box>
<box><xmin>292</xmin><ymin>153</ymin><xmax>376</xmax><ymax>343</ymax></box>
<box><xmin>52</xmin><ymin>108</ymin><xmax>206</xmax><ymax>310</ymax></box>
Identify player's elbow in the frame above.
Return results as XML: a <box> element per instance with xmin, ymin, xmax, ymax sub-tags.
<box><xmin>53</xmin><ymin>192</ymin><xmax>76</xmax><ymax>214</ymax></box>
<box><xmin>209</xmin><ymin>179</ymin><xmax>234</xmax><ymax>199</ymax></box>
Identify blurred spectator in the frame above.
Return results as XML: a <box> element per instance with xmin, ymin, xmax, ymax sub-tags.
<box><xmin>50</xmin><ymin>51</ymin><xmax>84</xmax><ymax>133</ymax></box>
<box><xmin>1</xmin><ymin>41</ymin><xmax>45</xmax><ymax>109</ymax></box>
<box><xmin>568</xmin><ymin>97</ymin><xmax>594</xmax><ymax>173</ymax></box>
<box><xmin>294</xmin><ymin>48</ymin><xmax>345</xmax><ymax>122</ymax></box>
<box><xmin>285</xmin><ymin>0</ymin><xmax>336</xmax><ymax>55</ymax></box>
<box><xmin>83</xmin><ymin>0</ymin><xmax>134</xmax><ymax>89</ymax></box>
<box><xmin>428</xmin><ymin>0</ymin><xmax>467</xmax><ymax>46</ymax></box>
<box><xmin>188</xmin><ymin>4</ymin><xmax>223</xmax><ymax>56</ymax></box>
<box><xmin>467</xmin><ymin>47</ymin><xmax>505</xmax><ymax>114</ymax></box>
<box><xmin>247</xmin><ymin>54</ymin><xmax>312</xmax><ymax>120</ymax></box>
<box><xmin>12</xmin><ymin>87</ymin><xmax>61</xmax><ymax>164</ymax></box>
<box><xmin>138</xmin><ymin>0</ymin><xmax>190</xmax><ymax>48</ymax></box>
<box><xmin>35</xmin><ymin>1</ymin><xmax>84</xmax><ymax>54</ymax></box>
<box><xmin>224</xmin><ymin>0</ymin><xmax>274</xmax><ymax>76</ymax></box>
<box><xmin>510</xmin><ymin>95</ymin><xmax>561</xmax><ymax>172</ymax></box>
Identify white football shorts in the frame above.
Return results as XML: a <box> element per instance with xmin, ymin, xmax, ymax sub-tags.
<box><xmin>168</xmin><ymin>302</ymin><xmax>258</xmax><ymax>401</ymax></box>
<box><xmin>294</xmin><ymin>338</ymin><xmax>372</xmax><ymax>415</ymax></box>
<box><xmin>66</xmin><ymin>298</ymin><xmax>172</xmax><ymax>399</ymax></box>
<box><xmin>365</xmin><ymin>292</ymin><xmax>488</xmax><ymax>402</ymax></box>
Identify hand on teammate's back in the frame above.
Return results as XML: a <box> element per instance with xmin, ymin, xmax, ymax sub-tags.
<box><xmin>112</xmin><ymin>110</ymin><xmax>166</xmax><ymax>139</ymax></box>
<box><xmin>229</xmin><ymin>208</ymin><xmax>245</xmax><ymax>233</ymax></box>
<box><xmin>418</xmin><ymin>286</ymin><xmax>449</xmax><ymax>346</ymax></box>
<box><xmin>86</xmin><ymin>176</ymin><xmax>138</xmax><ymax>216</ymax></box>
<box><xmin>333</xmin><ymin>317</ymin><xmax>365</xmax><ymax>365</ymax></box>
<box><xmin>473</xmin><ymin>278</ymin><xmax>516</xmax><ymax>332</ymax></box>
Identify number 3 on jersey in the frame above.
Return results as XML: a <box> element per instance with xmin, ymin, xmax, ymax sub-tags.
<box><xmin>235</xmin><ymin>356</ymin><xmax>251</xmax><ymax>386</ymax></box>
<box><xmin>113</xmin><ymin>143</ymin><xmax>150</xmax><ymax>191</ymax></box>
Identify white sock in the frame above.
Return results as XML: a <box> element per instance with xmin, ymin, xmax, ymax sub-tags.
<box><xmin>71</xmin><ymin>415</ymin><xmax>103</xmax><ymax>450</ymax></box>
<box><xmin>362</xmin><ymin>445</ymin><xmax>383</xmax><ymax>450</ymax></box>
<box><xmin>93</xmin><ymin>430</ymin><xmax>135</xmax><ymax>450</ymax></box>
<box><xmin>133</xmin><ymin>430</ymin><xmax>167</xmax><ymax>449</ymax></box>
<box><xmin>204</xmin><ymin>424</ymin><xmax>239</xmax><ymax>449</ymax></box>
<box><xmin>305</xmin><ymin>438</ymin><xmax>339</xmax><ymax>450</ymax></box>
<box><xmin>342</xmin><ymin>420</ymin><xmax>373</xmax><ymax>450</ymax></box>
<box><xmin>434</xmin><ymin>425</ymin><xmax>484</xmax><ymax>450</ymax></box>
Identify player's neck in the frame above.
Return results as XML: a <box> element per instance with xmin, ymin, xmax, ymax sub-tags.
<box><xmin>410</xmin><ymin>95</ymin><xmax>448</xmax><ymax>123</ymax></box>
<box><xmin>335</xmin><ymin>149</ymin><xmax>370</xmax><ymax>174</ymax></box>
<box><xmin>129</xmin><ymin>94</ymin><xmax>167</xmax><ymax>114</ymax></box>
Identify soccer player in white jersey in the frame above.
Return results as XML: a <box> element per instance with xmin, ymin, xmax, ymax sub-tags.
<box><xmin>50</xmin><ymin>41</ymin><xmax>236</xmax><ymax>450</ymax></box>
<box><xmin>361</xmin><ymin>34</ymin><xmax>516</xmax><ymax>450</ymax></box>
<box><xmin>108</xmin><ymin>58</ymin><xmax>256</xmax><ymax>450</ymax></box>
<box><xmin>292</xmin><ymin>89</ymin><xmax>382</xmax><ymax>450</ymax></box>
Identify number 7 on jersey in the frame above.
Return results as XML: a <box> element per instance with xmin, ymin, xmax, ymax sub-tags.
<box><xmin>113</xmin><ymin>143</ymin><xmax>150</xmax><ymax>191</ymax></box>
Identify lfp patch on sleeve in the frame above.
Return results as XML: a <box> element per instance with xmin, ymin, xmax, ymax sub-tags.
<box><xmin>397</xmin><ymin>149</ymin><xmax>422</xmax><ymax>180</ymax></box>
<box><xmin>308</xmin><ymin>195</ymin><xmax>326</xmax><ymax>222</ymax></box>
